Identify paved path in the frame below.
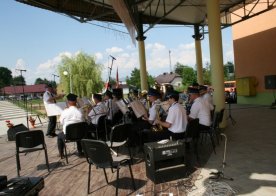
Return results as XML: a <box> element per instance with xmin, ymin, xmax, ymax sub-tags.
<box><xmin>0</xmin><ymin>100</ymin><xmax>47</xmax><ymax>136</ymax></box>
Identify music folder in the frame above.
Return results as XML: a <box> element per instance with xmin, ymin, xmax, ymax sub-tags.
<box><xmin>116</xmin><ymin>100</ymin><xmax>129</xmax><ymax>114</ymax></box>
<box><xmin>44</xmin><ymin>102</ymin><xmax>67</xmax><ymax>116</ymax></box>
<box><xmin>129</xmin><ymin>100</ymin><xmax>147</xmax><ymax>118</ymax></box>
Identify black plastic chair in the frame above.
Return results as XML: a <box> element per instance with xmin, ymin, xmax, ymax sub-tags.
<box><xmin>211</xmin><ymin>105</ymin><xmax>216</xmax><ymax>122</ymax></box>
<box><xmin>15</xmin><ymin>130</ymin><xmax>49</xmax><ymax>176</ymax></box>
<box><xmin>64</xmin><ymin>122</ymin><xmax>89</xmax><ymax>164</ymax></box>
<box><xmin>94</xmin><ymin>115</ymin><xmax>107</xmax><ymax>140</ymax></box>
<box><xmin>199</xmin><ymin>112</ymin><xmax>220</xmax><ymax>154</ymax></box>
<box><xmin>112</xmin><ymin>111</ymin><xmax>124</xmax><ymax>125</ymax></box>
<box><xmin>81</xmin><ymin>139</ymin><xmax>136</xmax><ymax>195</ymax></box>
<box><xmin>106</xmin><ymin>124</ymin><xmax>132</xmax><ymax>162</ymax></box>
<box><xmin>184</xmin><ymin>118</ymin><xmax>200</xmax><ymax>160</ymax></box>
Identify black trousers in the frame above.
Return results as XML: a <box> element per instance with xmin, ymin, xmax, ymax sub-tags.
<box><xmin>47</xmin><ymin>116</ymin><xmax>57</xmax><ymax>135</ymax></box>
<box><xmin>142</xmin><ymin>129</ymin><xmax>169</xmax><ymax>143</ymax></box>
<box><xmin>130</xmin><ymin>120</ymin><xmax>152</xmax><ymax>147</ymax></box>
<box><xmin>143</xmin><ymin>129</ymin><xmax>185</xmax><ymax>143</ymax></box>
<box><xmin>57</xmin><ymin>132</ymin><xmax>82</xmax><ymax>156</ymax></box>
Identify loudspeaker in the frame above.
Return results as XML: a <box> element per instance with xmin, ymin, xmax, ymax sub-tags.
<box><xmin>0</xmin><ymin>176</ymin><xmax>7</xmax><ymax>190</ymax></box>
<box><xmin>144</xmin><ymin>141</ymin><xmax>187</xmax><ymax>184</ymax></box>
<box><xmin>7</xmin><ymin>124</ymin><xmax>29</xmax><ymax>141</ymax></box>
<box><xmin>265</xmin><ymin>75</ymin><xmax>276</xmax><ymax>89</ymax></box>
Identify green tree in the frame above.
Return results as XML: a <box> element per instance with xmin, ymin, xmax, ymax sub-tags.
<box><xmin>126</xmin><ymin>68</ymin><xmax>155</xmax><ymax>89</ymax></box>
<box><xmin>35</xmin><ymin>78</ymin><xmax>51</xmax><ymax>85</ymax></box>
<box><xmin>203</xmin><ymin>62</ymin><xmax>211</xmax><ymax>85</ymax></box>
<box><xmin>182</xmin><ymin>66</ymin><xmax>196</xmax><ymax>85</ymax></box>
<box><xmin>174</xmin><ymin>62</ymin><xmax>185</xmax><ymax>76</ymax></box>
<box><xmin>58</xmin><ymin>52</ymin><xmax>103</xmax><ymax>97</ymax></box>
<box><xmin>0</xmin><ymin>67</ymin><xmax>12</xmax><ymax>89</ymax></box>
<box><xmin>224</xmin><ymin>61</ymin><xmax>235</xmax><ymax>80</ymax></box>
<box><xmin>174</xmin><ymin>62</ymin><xmax>197</xmax><ymax>86</ymax></box>
<box><xmin>12</xmin><ymin>75</ymin><xmax>26</xmax><ymax>86</ymax></box>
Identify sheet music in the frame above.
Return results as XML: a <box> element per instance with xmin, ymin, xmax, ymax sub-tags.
<box><xmin>45</xmin><ymin>102</ymin><xmax>67</xmax><ymax>116</ymax></box>
<box><xmin>77</xmin><ymin>97</ymin><xmax>91</xmax><ymax>108</ymax></box>
<box><xmin>116</xmin><ymin>100</ymin><xmax>129</xmax><ymax>114</ymax></box>
<box><xmin>129</xmin><ymin>100</ymin><xmax>147</xmax><ymax>118</ymax></box>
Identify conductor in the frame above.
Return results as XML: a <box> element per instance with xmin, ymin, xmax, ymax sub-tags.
<box><xmin>43</xmin><ymin>84</ymin><xmax>64</xmax><ymax>137</ymax></box>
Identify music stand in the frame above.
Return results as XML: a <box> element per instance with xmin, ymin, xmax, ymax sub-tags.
<box><xmin>209</xmin><ymin>133</ymin><xmax>233</xmax><ymax>181</ymax></box>
<box><xmin>227</xmin><ymin>101</ymin><xmax>236</xmax><ymax>125</ymax></box>
<box><xmin>270</xmin><ymin>89</ymin><xmax>276</xmax><ymax>109</ymax></box>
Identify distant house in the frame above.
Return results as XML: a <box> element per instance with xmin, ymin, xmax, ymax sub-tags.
<box><xmin>155</xmin><ymin>72</ymin><xmax>182</xmax><ymax>88</ymax></box>
<box><xmin>1</xmin><ymin>84</ymin><xmax>46</xmax><ymax>99</ymax></box>
<box><xmin>111</xmin><ymin>83</ymin><xmax>130</xmax><ymax>96</ymax></box>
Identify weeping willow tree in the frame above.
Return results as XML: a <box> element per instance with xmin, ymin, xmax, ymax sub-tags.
<box><xmin>58</xmin><ymin>52</ymin><xmax>103</xmax><ymax>97</ymax></box>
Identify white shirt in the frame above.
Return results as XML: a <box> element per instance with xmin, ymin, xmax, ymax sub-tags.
<box><xmin>43</xmin><ymin>90</ymin><xmax>55</xmax><ymax>105</ymax></box>
<box><xmin>59</xmin><ymin>106</ymin><xmax>84</xmax><ymax>133</ymax></box>
<box><xmin>202</xmin><ymin>93</ymin><xmax>214</xmax><ymax>111</ymax></box>
<box><xmin>189</xmin><ymin>97</ymin><xmax>211</xmax><ymax>126</ymax></box>
<box><xmin>166</xmin><ymin>102</ymin><xmax>187</xmax><ymax>133</ymax></box>
<box><xmin>88</xmin><ymin>102</ymin><xmax>107</xmax><ymax>125</ymax></box>
<box><xmin>148</xmin><ymin>99</ymin><xmax>161</xmax><ymax>123</ymax></box>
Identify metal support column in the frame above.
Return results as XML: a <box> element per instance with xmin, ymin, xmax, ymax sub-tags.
<box><xmin>193</xmin><ymin>25</ymin><xmax>204</xmax><ymax>85</ymax></box>
<box><xmin>136</xmin><ymin>22</ymin><xmax>148</xmax><ymax>91</ymax></box>
<box><xmin>207</xmin><ymin>0</ymin><xmax>226</xmax><ymax>126</ymax></box>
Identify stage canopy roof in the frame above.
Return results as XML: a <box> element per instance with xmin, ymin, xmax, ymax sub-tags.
<box><xmin>16</xmin><ymin>0</ymin><xmax>276</xmax><ymax>35</ymax></box>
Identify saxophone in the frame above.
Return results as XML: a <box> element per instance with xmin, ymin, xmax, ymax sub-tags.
<box><xmin>151</xmin><ymin>104</ymin><xmax>163</xmax><ymax>132</ymax></box>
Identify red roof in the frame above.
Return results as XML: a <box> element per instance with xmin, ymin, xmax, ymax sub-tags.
<box><xmin>2</xmin><ymin>84</ymin><xmax>46</xmax><ymax>95</ymax></box>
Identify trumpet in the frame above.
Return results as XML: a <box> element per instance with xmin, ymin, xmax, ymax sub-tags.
<box><xmin>151</xmin><ymin>105</ymin><xmax>163</xmax><ymax>132</ymax></box>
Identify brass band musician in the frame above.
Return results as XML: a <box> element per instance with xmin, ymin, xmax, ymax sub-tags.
<box><xmin>103</xmin><ymin>90</ymin><xmax>119</xmax><ymax>124</ymax></box>
<box><xmin>129</xmin><ymin>88</ymin><xmax>162</xmax><ymax>146</ymax></box>
<box><xmin>88</xmin><ymin>93</ymin><xmax>107</xmax><ymax>127</ymax></box>
<box><xmin>58</xmin><ymin>93</ymin><xmax>84</xmax><ymax>158</ymax></box>
<box><xmin>151</xmin><ymin>90</ymin><xmax>188</xmax><ymax>141</ymax></box>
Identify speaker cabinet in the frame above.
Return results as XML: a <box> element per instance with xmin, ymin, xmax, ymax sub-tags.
<box><xmin>144</xmin><ymin>141</ymin><xmax>186</xmax><ymax>184</ymax></box>
<box><xmin>265</xmin><ymin>75</ymin><xmax>276</xmax><ymax>89</ymax></box>
<box><xmin>7</xmin><ymin>124</ymin><xmax>29</xmax><ymax>141</ymax></box>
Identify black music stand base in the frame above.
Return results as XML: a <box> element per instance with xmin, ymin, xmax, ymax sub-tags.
<box><xmin>209</xmin><ymin>163</ymin><xmax>233</xmax><ymax>181</ymax></box>
<box><xmin>209</xmin><ymin>133</ymin><xmax>233</xmax><ymax>181</ymax></box>
<box><xmin>227</xmin><ymin>103</ymin><xmax>236</xmax><ymax>125</ymax></box>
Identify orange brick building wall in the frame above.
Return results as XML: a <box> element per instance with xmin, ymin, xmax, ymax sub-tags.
<box><xmin>232</xmin><ymin>7</ymin><xmax>276</xmax><ymax>104</ymax></box>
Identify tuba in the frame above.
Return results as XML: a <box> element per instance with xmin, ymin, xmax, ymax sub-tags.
<box><xmin>151</xmin><ymin>104</ymin><xmax>163</xmax><ymax>132</ymax></box>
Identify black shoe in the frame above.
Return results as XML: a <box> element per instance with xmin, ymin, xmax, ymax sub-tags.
<box><xmin>50</xmin><ymin>133</ymin><xmax>57</xmax><ymax>137</ymax></box>
<box><xmin>58</xmin><ymin>153</ymin><xmax>65</xmax><ymax>159</ymax></box>
<box><xmin>76</xmin><ymin>152</ymin><xmax>84</xmax><ymax>157</ymax></box>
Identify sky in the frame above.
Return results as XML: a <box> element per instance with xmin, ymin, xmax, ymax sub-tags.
<box><xmin>0</xmin><ymin>0</ymin><xmax>234</xmax><ymax>85</ymax></box>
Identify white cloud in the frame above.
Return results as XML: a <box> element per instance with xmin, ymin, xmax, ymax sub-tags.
<box><xmin>26</xmin><ymin>40</ymin><xmax>233</xmax><ymax>84</ymax></box>
<box><xmin>37</xmin><ymin>51</ymin><xmax>72</xmax><ymax>72</ymax></box>
<box><xmin>106</xmin><ymin>47</ymin><xmax>123</xmax><ymax>54</ymax></box>
<box><xmin>95</xmin><ymin>52</ymin><xmax>103</xmax><ymax>61</ymax></box>
<box><xmin>100</xmin><ymin>41</ymin><xmax>198</xmax><ymax>79</ymax></box>
<box><xmin>224</xmin><ymin>50</ymin><xmax>234</xmax><ymax>63</ymax></box>
<box><xmin>21</xmin><ymin>51</ymin><xmax>77</xmax><ymax>84</ymax></box>
<box><xmin>12</xmin><ymin>59</ymin><xmax>27</xmax><ymax>76</ymax></box>
<box><xmin>179</xmin><ymin>43</ymin><xmax>194</xmax><ymax>50</ymax></box>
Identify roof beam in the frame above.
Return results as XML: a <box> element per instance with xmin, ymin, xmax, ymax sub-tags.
<box><xmin>143</xmin><ymin>0</ymin><xmax>187</xmax><ymax>33</ymax></box>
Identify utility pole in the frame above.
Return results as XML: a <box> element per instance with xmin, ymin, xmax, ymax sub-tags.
<box><xmin>169</xmin><ymin>50</ymin><xmax>172</xmax><ymax>72</ymax></box>
<box><xmin>16</xmin><ymin>69</ymin><xmax>26</xmax><ymax>104</ymax></box>
<box><xmin>16</xmin><ymin>69</ymin><xmax>29</xmax><ymax>128</ymax></box>
<box><xmin>52</xmin><ymin>74</ymin><xmax>59</xmax><ymax>87</ymax></box>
